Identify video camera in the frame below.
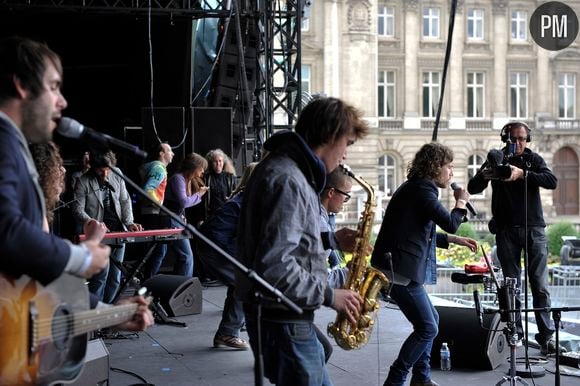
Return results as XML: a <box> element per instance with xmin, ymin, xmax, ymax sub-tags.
<box><xmin>483</xmin><ymin>148</ymin><xmax>512</xmax><ymax>180</ymax></box>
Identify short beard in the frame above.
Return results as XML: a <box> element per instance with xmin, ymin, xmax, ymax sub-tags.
<box><xmin>21</xmin><ymin>96</ymin><xmax>52</xmax><ymax>144</ymax></box>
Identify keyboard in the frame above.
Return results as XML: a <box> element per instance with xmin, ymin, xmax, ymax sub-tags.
<box><xmin>559</xmin><ymin>351</ymin><xmax>580</xmax><ymax>368</ymax></box>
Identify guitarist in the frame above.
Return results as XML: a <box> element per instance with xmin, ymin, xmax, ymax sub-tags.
<box><xmin>0</xmin><ymin>36</ymin><xmax>153</xmax><ymax>330</ymax></box>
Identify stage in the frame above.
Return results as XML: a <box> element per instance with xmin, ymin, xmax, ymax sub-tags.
<box><xmin>95</xmin><ymin>285</ymin><xmax>580</xmax><ymax>386</ymax></box>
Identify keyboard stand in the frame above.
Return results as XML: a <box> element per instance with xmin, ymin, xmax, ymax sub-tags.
<box><xmin>110</xmin><ymin>243</ymin><xmax>157</xmax><ymax>303</ymax></box>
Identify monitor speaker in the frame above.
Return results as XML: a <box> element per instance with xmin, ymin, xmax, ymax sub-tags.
<box><xmin>143</xmin><ymin>274</ymin><xmax>203</xmax><ymax>317</ymax></box>
<box><xmin>431</xmin><ymin>305</ymin><xmax>509</xmax><ymax>370</ymax></box>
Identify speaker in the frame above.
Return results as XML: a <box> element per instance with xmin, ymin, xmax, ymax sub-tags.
<box><xmin>192</xmin><ymin>107</ymin><xmax>233</xmax><ymax>159</ymax></box>
<box><xmin>69</xmin><ymin>338</ymin><xmax>109</xmax><ymax>386</ymax></box>
<box><xmin>500</xmin><ymin>121</ymin><xmax>531</xmax><ymax>142</ymax></box>
<box><xmin>431</xmin><ymin>305</ymin><xmax>509</xmax><ymax>370</ymax></box>
<box><xmin>143</xmin><ymin>274</ymin><xmax>203</xmax><ymax>317</ymax></box>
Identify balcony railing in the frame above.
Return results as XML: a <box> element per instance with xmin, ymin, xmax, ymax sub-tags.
<box><xmin>378</xmin><ymin>119</ymin><xmax>404</xmax><ymax>130</ymax></box>
<box><xmin>421</xmin><ymin>119</ymin><xmax>448</xmax><ymax>130</ymax></box>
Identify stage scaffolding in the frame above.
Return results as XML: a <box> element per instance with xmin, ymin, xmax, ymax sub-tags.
<box><xmin>0</xmin><ymin>0</ymin><xmax>303</xmax><ymax>161</ymax></box>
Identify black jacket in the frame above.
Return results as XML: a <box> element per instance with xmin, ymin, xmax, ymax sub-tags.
<box><xmin>467</xmin><ymin>148</ymin><xmax>557</xmax><ymax>228</ymax></box>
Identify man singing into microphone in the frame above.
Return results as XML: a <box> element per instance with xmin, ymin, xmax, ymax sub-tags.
<box><xmin>371</xmin><ymin>142</ymin><xmax>477</xmax><ymax>386</ymax></box>
<box><xmin>468</xmin><ymin>121</ymin><xmax>562</xmax><ymax>356</ymax></box>
<box><xmin>72</xmin><ymin>150</ymin><xmax>142</xmax><ymax>303</ymax></box>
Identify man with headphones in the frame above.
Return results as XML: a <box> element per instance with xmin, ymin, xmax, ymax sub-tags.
<box><xmin>468</xmin><ymin>121</ymin><xmax>563</xmax><ymax>356</ymax></box>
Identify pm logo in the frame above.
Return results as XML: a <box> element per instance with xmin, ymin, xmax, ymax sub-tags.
<box><xmin>530</xmin><ymin>1</ymin><xmax>579</xmax><ymax>50</ymax></box>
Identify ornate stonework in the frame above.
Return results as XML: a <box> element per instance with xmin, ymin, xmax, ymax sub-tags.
<box><xmin>347</xmin><ymin>0</ymin><xmax>372</xmax><ymax>42</ymax></box>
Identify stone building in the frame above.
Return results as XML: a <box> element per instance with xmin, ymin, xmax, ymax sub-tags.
<box><xmin>301</xmin><ymin>0</ymin><xmax>580</xmax><ymax>230</ymax></box>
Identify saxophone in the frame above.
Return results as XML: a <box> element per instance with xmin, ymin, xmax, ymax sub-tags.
<box><xmin>327</xmin><ymin>165</ymin><xmax>389</xmax><ymax>350</ymax></box>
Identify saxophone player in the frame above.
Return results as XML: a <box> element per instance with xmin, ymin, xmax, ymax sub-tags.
<box><xmin>371</xmin><ymin>143</ymin><xmax>478</xmax><ymax>386</ymax></box>
<box><xmin>236</xmin><ymin>97</ymin><xmax>365</xmax><ymax>386</ymax></box>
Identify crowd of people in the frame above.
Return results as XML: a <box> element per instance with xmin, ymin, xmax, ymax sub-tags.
<box><xmin>0</xmin><ymin>35</ymin><xmax>564</xmax><ymax>386</ymax></box>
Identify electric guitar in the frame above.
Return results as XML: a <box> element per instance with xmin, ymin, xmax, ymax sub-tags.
<box><xmin>0</xmin><ymin>273</ymin><xmax>142</xmax><ymax>386</ymax></box>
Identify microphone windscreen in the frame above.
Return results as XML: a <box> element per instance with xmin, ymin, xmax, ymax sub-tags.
<box><xmin>57</xmin><ymin>117</ymin><xmax>84</xmax><ymax>139</ymax></box>
<box><xmin>487</xmin><ymin>149</ymin><xmax>504</xmax><ymax>166</ymax></box>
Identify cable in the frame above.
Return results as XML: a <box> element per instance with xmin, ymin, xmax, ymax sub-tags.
<box><xmin>110</xmin><ymin>367</ymin><xmax>152</xmax><ymax>385</ymax></box>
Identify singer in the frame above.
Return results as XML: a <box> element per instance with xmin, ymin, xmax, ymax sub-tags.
<box><xmin>467</xmin><ymin>121</ymin><xmax>562</xmax><ymax>356</ymax></box>
<box><xmin>72</xmin><ymin>150</ymin><xmax>143</xmax><ymax>303</ymax></box>
<box><xmin>371</xmin><ymin>142</ymin><xmax>477</xmax><ymax>386</ymax></box>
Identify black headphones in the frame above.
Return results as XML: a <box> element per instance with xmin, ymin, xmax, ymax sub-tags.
<box><xmin>500</xmin><ymin>121</ymin><xmax>531</xmax><ymax>143</ymax></box>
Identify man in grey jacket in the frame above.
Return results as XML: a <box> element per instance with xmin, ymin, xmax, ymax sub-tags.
<box><xmin>73</xmin><ymin>150</ymin><xmax>142</xmax><ymax>303</ymax></box>
<box><xmin>236</xmin><ymin>97</ymin><xmax>366</xmax><ymax>385</ymax></box>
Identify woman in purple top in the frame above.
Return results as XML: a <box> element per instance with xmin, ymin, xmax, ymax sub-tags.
<box><xmin>157</xmin><ymin>154</ymin><xmax>208</xmax><ymax>277</ymax></box>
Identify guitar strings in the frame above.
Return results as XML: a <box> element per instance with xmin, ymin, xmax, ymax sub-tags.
<box><xmin>33</xmin><ymin>304</ymin><xmax>137</xmax><ymax>342</ymax></box>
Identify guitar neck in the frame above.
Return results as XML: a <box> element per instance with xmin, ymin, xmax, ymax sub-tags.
<box><xmin>73</xmin><ymin>303</ymin><xmax>138</xmax><ymax>335</ymax></box>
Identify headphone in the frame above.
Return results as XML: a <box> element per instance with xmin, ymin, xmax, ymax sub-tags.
<box><xmin>500</xmin><ymin>121</ymin><xmax>531</xmax><ymax>143</ymax></box>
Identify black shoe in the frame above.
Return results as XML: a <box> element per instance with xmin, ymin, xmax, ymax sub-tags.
<box><xmin>409</xmin><ymin>379</ymin><xmax>440</xmax><ymax>386</ymax></box>
<box><xmin>539</xmin><ymin>339</ymin><xmax>567</xmax><ymax>356</ymax></box>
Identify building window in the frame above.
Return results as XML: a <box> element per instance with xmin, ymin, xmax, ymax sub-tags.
<box><xmin>378</xmin><ymin>154</ymin><xmax>396</xmax><ymax>196</ymax></box>
<box><xmin>422</xmin><ymin>71</ymin><xmax>440</xmax><ymax>118</ymax></box>
<box><xmin>467</xmin><ymin>8</ymin><xmax>484</xmax><ymax>40</ymax></box>
<box><xmin>378</xmin><ymin>71</ymin><xmax>395</xmax><ymax>117</ymax></box>
<box><xmin>423</xmin><ymin>7</ymin><xmax>440</xmax><ymax>38</ymax></box>
<box><xmin>378</xmin><ymin>5</ymin><xmax>395</xmax><ymax>37</ymax></box>
<box><xmin>511</xmin><ymin>10</ymin><xmax>527</xmax><ymax>41</ymax></box>
<box><xmin>301</xmin><ymin>18</ymin><xmax>310</xmax><ymax>32</ymax></box>
<box><xmin>510</xmin><ymin>72</ymin><xmax>528</xmax><ymax>118</ymax></box>
<box><xmin>301</xmin><ymin>64</ymin><xmax>311</xmax><ymax>95</ymax></box>
<box><xmin>468</xmin><ymin>155</ymin><xmax>485</xmax><ymax>197</ymax></box>
<box><xmin>467</xmin><ymin>72</ymin><xmax>485</xmax><ymax>118</ymax></box>
<box><xmin>559</xmin><ymin>73</ymin><xmax>576</xmax><ymax>119</ymax></box>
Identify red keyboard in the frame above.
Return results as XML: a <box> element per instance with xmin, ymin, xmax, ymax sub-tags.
<box><xmin>78</xmin><ymin>228</ymin><xmax>187</xmax><ymax>244</ymax></box>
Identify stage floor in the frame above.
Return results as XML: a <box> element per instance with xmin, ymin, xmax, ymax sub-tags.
<box><xmin>98</xmin><ymin>285</ymin><xmax>580</xmax><ymax>386</ymax></box>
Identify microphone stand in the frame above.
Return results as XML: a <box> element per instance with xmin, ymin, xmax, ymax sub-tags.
<box><xmin>515</xmin><ymin>165</ymin><xmax>545</xmax><ymax>378</ymax></box>
<box><xmin>106</xmin><ymin>161</ymin><xmax>302</xmax><ymax>386</ymax></box>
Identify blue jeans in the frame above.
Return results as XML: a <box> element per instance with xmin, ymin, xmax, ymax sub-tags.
<box><xmin>148</xmin><ymin>218</ymin><xmax>194</xmax><ymax>277</ymax></box>
<box><xmin>384</xmin><ymin>282</ymin><xmax>439</xmax><ymax>386</ymax></box>
<box><xmin>496</xmin><ymin>226</ymin><xmax>553</xmax><ymax>344</ymax></box>
<box><xmin>88</xmin><ymin>244</ymin><xmax>125</xmax><ymax>304</ymax></box>
<box><xmin>245</xmin><ymin>316</ymin><xmax>332</xmax><ymax>386</ymax></box>
<box><xmin>198</xmin><ymin>244</ymin><xmax>245</xmax><ymax>337</ymax></box>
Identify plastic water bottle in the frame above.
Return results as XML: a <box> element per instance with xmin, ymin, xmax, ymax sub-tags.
<box><xmin>440</xmin><ymin>342</ymin><xmax>451</xmax><ymax>371</ymax></box>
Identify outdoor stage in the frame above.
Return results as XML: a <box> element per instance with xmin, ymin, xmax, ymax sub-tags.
<box><xmin>84</xmin><ymin>285</ymin><xmax>580</xmax><ymax>386</ymax></box>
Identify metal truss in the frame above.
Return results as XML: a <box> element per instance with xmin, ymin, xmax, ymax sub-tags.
<box><xmin>0</xmin><ymin>0</ymin><xmax>230</xmax><ymax>18</ymax></box>
<box><xmin>253</xmin><ymin>0</ymin><xmax>301</xmax><ymax>147</ymax></box>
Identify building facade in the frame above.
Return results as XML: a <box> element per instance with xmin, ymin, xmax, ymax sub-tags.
<box><xmin>301</xmin><ymin>0</ymin><xmax>580</xmax><ymax>230</ymax></box>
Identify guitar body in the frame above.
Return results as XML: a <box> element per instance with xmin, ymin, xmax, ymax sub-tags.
<box><xmin>0</xmin><ymin>273</ymin><xmax>90</xmax><ymax>386</ymax></box>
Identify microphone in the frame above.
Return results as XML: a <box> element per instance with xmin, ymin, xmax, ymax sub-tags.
<box><xmin>473</xmin><ymin>290</ymin><xmax>483</xmax><ymax>327</ymax></box>
<box><xmin>450</xmin><ymin>182</ymin><xmax>477</xmax><ymax>217</ymax></box>
<box><xmin>451</xmin><ymin>272</ymin><xmax>486</xmax><ymax>284</ymax></box>
<box><xmin>487</xmin><ymin>149</ymin><xmax>504</xmax><ymax>167</ymax></box>
<box><xmin>58</xmin><ymin>117</ymin><xmax>147</xmax><ymax>159</ymax></box>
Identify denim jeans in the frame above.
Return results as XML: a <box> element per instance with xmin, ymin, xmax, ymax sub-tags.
<box><xmin>245</xmin><ymin>316</ymin><xmax>332</xmax><ymax>386</ymax></box>
<box><xmin>148</xmin><ymin>218</ymin><xmax>194</xmax><ymax>277</ymax></box>
<box><xmin>88</xmin><ymin>244</ymin><xmax>125</xmax><ymax>304</ymax></box>
<box><xmin>216</xmin><ymin>285</ymin><xmax>245</xmax><ymax>337</ymax></box>
<box><xmin>197</xmin><ymin>245</ymin><xmax>245</xmax><ymax>337</ymax></box>
<box><xmin>496</xmin><ymin>226</ymin><xmax>554</xmax><ymax>344</ymax></box>
<box><xmin>384</xmin><ymin>282</ymin><xmax>439</xmax><ymax>386</ymax></box>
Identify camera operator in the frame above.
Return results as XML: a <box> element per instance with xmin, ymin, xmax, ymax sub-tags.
<box><xmin>467</xmin><ymin>121</ymin><xmax>563</xmax><ymax>356</ymax></box>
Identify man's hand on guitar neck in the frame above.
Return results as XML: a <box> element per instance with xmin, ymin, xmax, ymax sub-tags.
<box><xmin>113</xmin><ymin>295</ymin><xmax>154</xmax><ymax>331</ymax></box>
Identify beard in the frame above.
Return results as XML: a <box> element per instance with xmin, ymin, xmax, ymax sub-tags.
<box><xmin>21</xmin><ymin>95</ymin><xmax>53</xmax><ymax>144</ymax></box>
